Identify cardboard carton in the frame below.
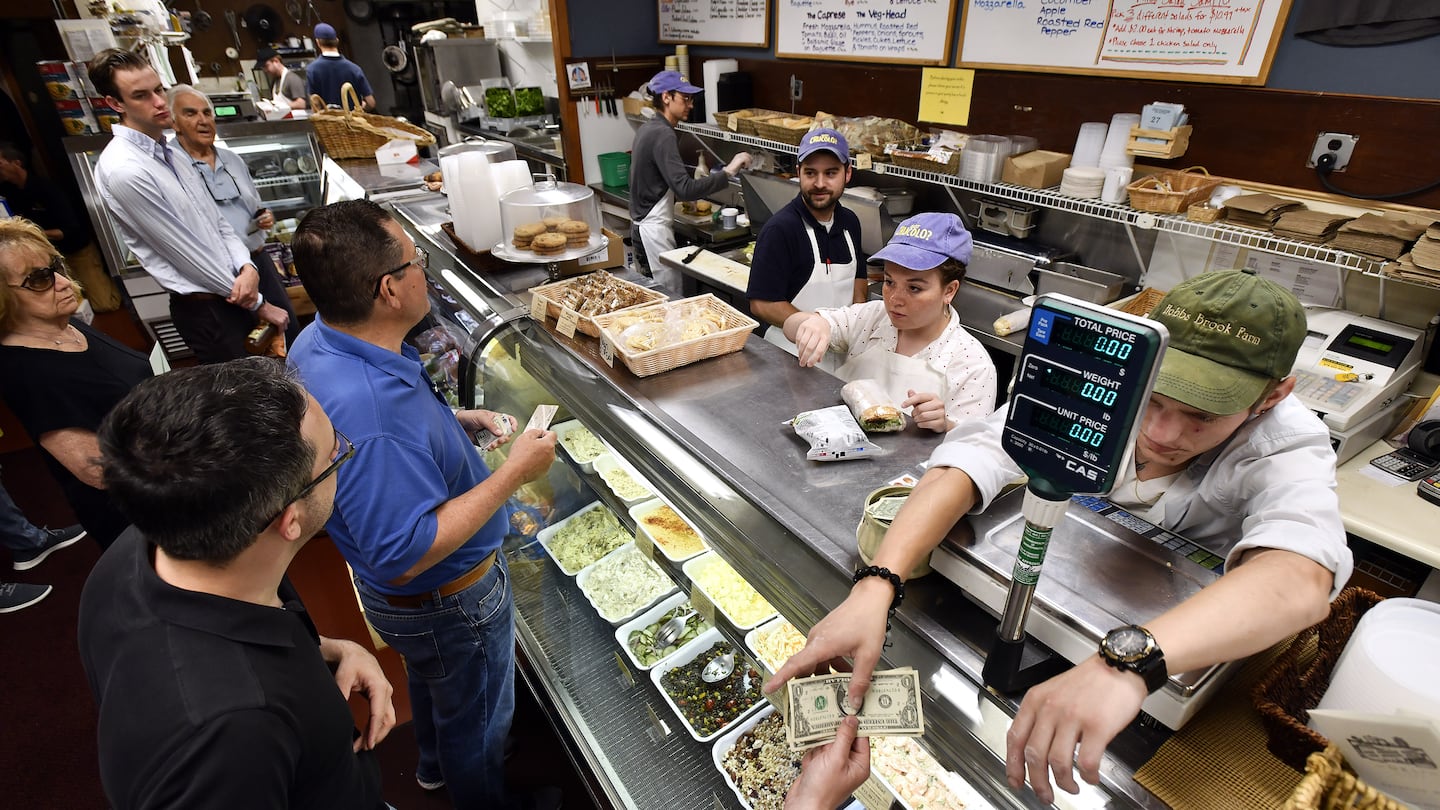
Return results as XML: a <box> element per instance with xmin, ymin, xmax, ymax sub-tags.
<box><xmin>1002</xmin><ymin>150</ymin><xmax>1071</xmax><ymax>189</ymax></box>
<box><xmin>556</xmin><ymin>227</ymin><xmax>624</xmax><ymax>276</ymax></box>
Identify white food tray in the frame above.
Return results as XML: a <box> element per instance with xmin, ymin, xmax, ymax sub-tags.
<box><xmin>744</xmin><ymin>615</ymin><xmax>802</xmax><ymax>674</ymax></box>
<box><xmin>612</xmin><ymin>591</ymin><xmax>710</xmax><ymax>672</ymax></box>
<box><xmin>575</xmin><ymin>542</ymin><xmax>676</xmax><ymax>625</ymax></box>
<box><xmin>712</xmin><ymin>705</ymin><xmax>802</xmax><ymax>810</ymax></box>
<box><xmin>650</xmin><ymin>627</ymin><xmax>765</xmax><ymax>742</ymax></box>
<box><xmin>683</xmin><ymin>552</ymin><xmax>778</xmax><ymax>631</ymax></box>
<box><xmin>553</xmin><ymin>419</ymin><xmax>609</xmax><ymax>474</ymax></box>
<box><xmin>630</xmin><ymin>498</ymin><xmax>710</xmax><ymax>563</ymax></box>
<box><xmin>592</xmin><ymin>453</ymin><xmax>657</xmax><ymax>507</ymax></box>
<box><xmin>871</xmin><ymin>745</ymin><xmax>998</xmax><ymax>810</ymax></box>
<box><xmin>536</xmin><ymin>500</ymin><xmax>627</xmax><ymax>577</ymax></box>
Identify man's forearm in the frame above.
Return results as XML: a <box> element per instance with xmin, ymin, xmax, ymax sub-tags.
<box><xmin>391</xmin><ymin>466</ymin><xmax>525</xmax><ymax>585</ymax></box>
<box><xmin>750</xmin><ymin>298</ymin><xmax>800</xmax><ymax>329</ymax></box>
<box><xmin>1147</xmin><ymin>548</ymin><xmax>1333</xmax><ymax>674</ymax></box>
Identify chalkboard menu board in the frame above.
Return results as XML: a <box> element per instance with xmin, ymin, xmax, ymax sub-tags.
<box><xmin>776</xmin><ymin>0</ymin><xmax>956</xmax><ymax>65</ymax></box>
<box><xmin>659</xmin><ymin>0</ymin><xmax>770</xmax><ymax>47</ymax></box>
<box><xmin>958</xmin><ymin>0</ymin><xmax>1292</xmax><ymax>85</ymax></box>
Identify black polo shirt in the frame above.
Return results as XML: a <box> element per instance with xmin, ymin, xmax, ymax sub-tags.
<box><xmin>78</xmin><ymin>528</ymin><xmax>385</xmax><ymax>809</ymax></box>
<box><xmin>746</xmin><ymin>194</ymin><xmax>866</xmax><ymax>303</ymax></box>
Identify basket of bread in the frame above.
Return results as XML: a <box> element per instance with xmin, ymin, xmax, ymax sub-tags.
<box><xmin>529</xmin><ymin>271</ymin><xmax>667</xmax><ymax>338</ymax></box>
<box><xmin>592</xmin><ymin>294</ymin><xmax>758</xmax><ymax>377</ymax></box>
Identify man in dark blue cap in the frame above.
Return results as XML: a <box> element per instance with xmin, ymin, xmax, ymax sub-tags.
<box><xmin>748</xmin><ymin>126</ymin><xmax>867</xmax><ymax>365</ymax></box>
<box><xmin>628</xmin><ymin>69</ymin><xmax>750</xmax><ymax>290</ymax></box>
<box><xmin>306</xmin><ymin>22</ymin><xmax>375</xmax><ymax>111</ymax></box>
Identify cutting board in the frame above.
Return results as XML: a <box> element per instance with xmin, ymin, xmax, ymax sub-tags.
<box><xmin>674</xmin><ymin>203</ymin><xmax>717</xmax><ymax>226</ymax></box>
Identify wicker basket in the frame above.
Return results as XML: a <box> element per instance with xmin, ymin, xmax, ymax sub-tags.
<box><xmin>309</xmin><ymin>84</ymin><xmax>435</xmax><ymax>160</ymax></box>
<box><xmin>1187</xmin><ymin>202</ymin><xmax>1224</xmax><ymax>223</ymax></box>
<box><xmin>1284</xmin><ymin>745</ymin><xmax>1407</xmax><ymax>810</ymax></box>
<box><xmin>713</xmin><ymin>108</ymin><xmax>784</xmax><ymax>136</ymax></box>
<box><xmin>1126</xmin><ymin>167</ymin><xmax>1222</xmax><ymax>214</ymax></box>
<box><xmin>1252</xmin><ymin>587</ymin><xmax>1386</xmax><ymax>772</ymax></box>
<box><xmin>889</xmin><ymin>142</ymin><xmax>962</xmax><ymax>174</ymax></box>
<box><xmin>1109</xmin><ymin>287</ymin><xmax>1168</xmax><ymax>317</ymax></box>
<box><xmin>592</xmin><ymin>294</ymin><xmax>757</xmax><ymax>377</ymax></box>
<box><xmin>529</xmin><ymin>274</ymin><xmax>667</xmax><ymax>338</ymax></box>
<box><xmin>752</xmin><ymin>116</ymin><xmax>813</xmax><ymax>146</ymax></box>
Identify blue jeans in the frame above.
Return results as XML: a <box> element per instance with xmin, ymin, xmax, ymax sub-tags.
<box><xmin>354</xmin><ymin>554</ymin><xmax>515</xmax><ymax>809</ymax></box>
<box><xmin>0</xmin><ymin>475</ymin><xmax>48</xmax><ymax>552</ymax></box>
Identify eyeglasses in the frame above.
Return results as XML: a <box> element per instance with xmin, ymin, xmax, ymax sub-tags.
<box><xmin>263</xmin><ymin>427</ymin><xmax>354</xmax><ymax>527</ymax></box>
<box><xmin>372</xmin><ymin>244</ymin><xmax>428</xmax><ymax>298</ymax></box>
<box><xmin>6</xmin><ymin>257</ymin><xmax>69</xmax><ymax>292</ymax></box>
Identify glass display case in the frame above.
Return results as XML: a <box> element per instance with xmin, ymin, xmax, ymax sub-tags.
<box><xmin>64</xmin><ymin>120</ymin><xmax>321</xmax><ymax>356</ymax></box>
<box><xmin>390</xmin><ymin>193</ymin><xmax>1155</xmax><ymax>810</ymax></box>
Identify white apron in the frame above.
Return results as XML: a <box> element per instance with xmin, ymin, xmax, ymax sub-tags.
<box><xmin>637</xmin><ymin>191</ymin><xmax>679</xmax><ymax>291</ymax></box>
<box><xmin>272</xmin><ymin>68</ymin><xmax>294</xmax><ymax>106</ymax></box>
<box><xmin>836</xmin><ymin>346</ymin><xmax>947</xmax><ymax>417</ymax></box>
<box><xmin>764</xmin><ymin>226</ymin><xmax>858</xmax><ymax>372</ymax></box>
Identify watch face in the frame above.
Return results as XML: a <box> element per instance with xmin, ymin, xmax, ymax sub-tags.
<box><xmin>1105</xmin><ymin>626</ymin><xmax>1150</xmax><ymax>659</ymax></box>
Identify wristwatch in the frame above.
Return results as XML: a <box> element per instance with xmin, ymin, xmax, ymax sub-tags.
<box><xmin>1098</xmin><ymin>624</ymin><xmax>1168</xmax><ymax>694</ymax></box>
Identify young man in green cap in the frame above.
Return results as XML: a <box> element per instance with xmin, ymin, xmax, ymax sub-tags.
<box><xmin>769</xmin><ymin>268</ymin><xmax>1352</xmax><ymax>804</ymax></box>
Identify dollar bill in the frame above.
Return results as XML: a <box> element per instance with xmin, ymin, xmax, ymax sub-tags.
<box><xmin>865</xmin><ymin>495</ymin><xmax>909</xmax><ymax>523</ymax></box>
<box><xmin>786</xmin><ymin>668</ymin><xmax>924</xmax><ymax>750</ymax></box>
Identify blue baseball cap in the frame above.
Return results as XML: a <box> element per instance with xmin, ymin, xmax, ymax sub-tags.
<box><xmin>872</xmin><ymin>212</ymin><xmax>973</xmax><ymax>269</ymax></box>
<box><xmin>314</xmin><ymin>22</ymin><xmax>337</xmax><ymax>40</ymax></box>
<box><xmin>797</xmin><ymin>127</ymin><xmax>849</xmax><ymax>164</ymax></box>
<box><xmin>649</xmin><ymin>70</ymin><xmax>701</xmax><ymax>95</ymax></box>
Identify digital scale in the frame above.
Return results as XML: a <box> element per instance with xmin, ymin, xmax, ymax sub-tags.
<box><xmin>930</xmin><ymin>294</ymin><xmax>1242</xmax><ymax>729</ymax></box>
<box><xmin>1291</xmin><ymin>310</ymin><xmax>1422</xmax><ymax>436</ymax></box>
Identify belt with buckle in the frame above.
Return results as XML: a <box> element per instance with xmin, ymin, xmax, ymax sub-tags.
<box><xmin>381</xmin><ymin>551</ymin><xmax>498</xmax><ymax>608</ymax></box>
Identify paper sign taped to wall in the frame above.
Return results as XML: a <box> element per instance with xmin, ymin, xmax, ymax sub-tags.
<box><xmin>917</xmin><ymin>68</ymin><xmax>974</xmax><ymax>127</ymax></box>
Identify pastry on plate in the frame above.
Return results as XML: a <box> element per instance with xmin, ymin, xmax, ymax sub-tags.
<box><xmin>513</xmin><ymin>222</ymin><xmax>547</xmax><ymax>248</ymax></box>
<box><xmin>542</xmin><ymin>216</ymin><xmax>569</xmax><ymax>232</ymax></box>
<box><xmin>531</xmin><ymin>232</ymin><xmax>568</xmax><ymax>255</ymax></box>
<box><xmin>559</xmin><ymin>219</ymin><xmax>591</xmax><ymax>246</ymax></box>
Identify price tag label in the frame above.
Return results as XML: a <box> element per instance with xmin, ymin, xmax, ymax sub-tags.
<box><xmin>854</xmin><ymin>775</ymin><xmax>897</xmax><ymax>810</ymax></box>
<box><xmin>579</xmin><ymin>245</ymin><xmax>607</xmax><ymax>266</ymax></box>
<box><xmin>690</xmin><ymin>584</ymin><xmax>717</xmax><ymax>627</ymax></box>
<box><xmin>633</xmin><ymin>527</ymin><xmax>655</xmax><ymax>560</ymax></box>
<box><xmin>612</xmin><ymin>651</ymin><xmax>634</xmax><ymax>688</ymax></box>
<box><xmin>855</xmin><ymin>152</ymin><xmax>873</xmax><ymax>171</ymax></box>
<box><xmin>764</xmin><ymin>680</ymin><xmax>787</xmax><ymax>718</ymax></box>
<box><xmin>529</xmin><ymin>293</ymin><xmax>548</xmax><ymax>322</ymax></box>
<box><xmin>728</xmin><ymin>115</ymin><xmax>739</xmax><ymax>131</ymax></box>
<box><xmin>556</xmin><ymin>307</ymin><xmax>580</xmax><ymax>338</ymax></box>
<box><xmin>598</xmin><ymin>334</ymin><xmax>616</xmax><ymax>367</ymax></box>
<box><xmin>644</xmin><ymin>704</ymin><xmax>672</xmax><ymax>740</ymax></box>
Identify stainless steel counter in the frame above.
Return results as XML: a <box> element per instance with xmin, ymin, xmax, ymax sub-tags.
<box><xmin>390</xmin><ymin>197</ymin><xmax>1167</xmax><ymax>809</ymax></box>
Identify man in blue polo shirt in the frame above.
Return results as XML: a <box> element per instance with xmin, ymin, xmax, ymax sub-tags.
<box><xmin>305</xmin><ymin>23</ymin><xmax>375</xmax><ymax>111</ymax></box>
<box><xmin>746</xmin><ymin>127</ymin><xmax>867</xmax><ymax>364</ymax></box>
<box><xmin>288</xmin><ymin>199</ymin><xmax>558</xmax><ymax>809</ymax></box>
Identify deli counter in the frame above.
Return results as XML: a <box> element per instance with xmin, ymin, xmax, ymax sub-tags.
<box><xmin>388</xmin><ymin>193</ymin><xmax>1170</xmax><ymax>810</ymax></box>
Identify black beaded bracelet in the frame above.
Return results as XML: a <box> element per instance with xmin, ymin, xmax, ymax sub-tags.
<box><xmin>853</xmin><ymin>565</ymin><xmax>905</xmax><ymax>612</ymax></box>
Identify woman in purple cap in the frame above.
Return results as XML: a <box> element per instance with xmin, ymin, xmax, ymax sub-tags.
<box><xmin>781</xmin><ymin>212</ymin><xmax>996</xmax><ymax>433</ymax></box>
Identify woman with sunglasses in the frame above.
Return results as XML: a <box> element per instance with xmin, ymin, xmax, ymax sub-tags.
<box><xmin>0</xmin><ymin>217</ymin><xmax>151</xmax><ymax>549</ymax></box>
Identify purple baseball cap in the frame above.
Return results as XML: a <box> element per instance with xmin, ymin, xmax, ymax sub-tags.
<box><xmin>649</xmin><ymin>70</ymin><xmax>702</xmax><ymax>95</ymax></box>
<box><xmin>871</xmin><ymin>212</ymin><xmax>973</xmax><ymax>269</ymax></box>
<box><xmin>797</xmin><ymin>127</ymin><xmax>849</xmax><ymax>164</ymax></box>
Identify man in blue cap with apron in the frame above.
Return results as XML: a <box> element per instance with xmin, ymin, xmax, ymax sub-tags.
<box><xmin>747</xmin><ymin>127</ymin><xmax>867</xmax><ymax>368</ymax></box>
<box><xmin>628</xmin><ymin>69</ymin><xmax>750</xmax><ymax>291</ymax></box>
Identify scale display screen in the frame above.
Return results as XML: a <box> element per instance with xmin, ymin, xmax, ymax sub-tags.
<box><xmin>1002</xmin><ymin>295</ymin><xmax>1167</xmax><ymax>497</ymax></box>
<box><xmin>213</xmin><ymin>104</ymin><xmax>240</xmax><ymax>119</ymax></box>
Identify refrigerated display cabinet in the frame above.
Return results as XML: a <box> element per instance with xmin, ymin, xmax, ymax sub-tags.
<box><xmin>389</xmin><ymin>193</ymin><xmax>1159</xmax><ymax>810</ymax></box>
<box><xmin>65</xmin><ymin>119</ymin><xmax>321</xmax><ymax>358</ymax></box>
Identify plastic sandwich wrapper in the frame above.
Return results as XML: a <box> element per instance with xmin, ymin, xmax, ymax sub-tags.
<box><xmin>788</xmin><ymin>405</ymin><xmax>881</xmax><ymax>461</ymax></box>
<box><xmin>841</xmin><ymin>379</ymin><xmax>906</xmax><ymax>432</ymax></box>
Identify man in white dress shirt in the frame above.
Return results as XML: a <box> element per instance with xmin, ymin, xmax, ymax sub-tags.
<box><xmin>87</xmin><ymin>49</ymin><xmax>288</xmax><ymax>363</ymax></box>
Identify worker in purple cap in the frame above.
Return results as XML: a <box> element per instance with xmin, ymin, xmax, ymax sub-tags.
<box><xmin>782</xmin><ymin>211</ymin><xmax>997</xmax><ymax>432</ymax></box>
<box><xmin>748</xmin><ymin>127</ymin><xmax>868</xmax><ymax>368</ymax></box>
<box><xmin>305</xmin><ymin>22</ymin><xmax>375</xmax><ymax>111</ymax></box>
<box><xmin>628</xmin><ymin>69</ymin><xmax>751</xmax><ymax>290</ymax></box>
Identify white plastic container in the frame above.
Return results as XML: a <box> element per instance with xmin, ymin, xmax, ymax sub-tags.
<box><xmin>553</xmin><ymin>419</ymin><xmax>608</xmax><ymax>473</ymax></box>
<box><xmin>711</xmin><ymin>706</ymin><xmax>798</xmax><ymax>810</ymax></box>
<box><xmin>592</xmin><ymin>453</ymin><xmax>656</xmax><ymax>506</ymax></box>
<box><xmin>536</xmin><ymin>500</ymin><xmax>628</xmax><ymax>576</ymax></box>
<box><xmin>745</xmin><ymin>615</ymin><xmax>805</xmax><ymax>674</ymax></box>
<box><xmin>650</xmin><ymin>627</ymin><xmax>765</xmax><ymax>742</ymax></box>
<box><xmin>575</xmin><ymin>543</ymin><xmax>676</xmax><ymax>625</ymax></box>
<box><xmin>613</xmin><ymin>592</ymin><xmax>710</xmax><ymax>672</ymax></box>
<box><xmin>631</xmin><ymin>499</ymin><xmax>709</xmax><ymax>563</ymax></box>
<box><xmin>683</xmin><ymin>552</ymin><xmax>778</xmax><ymax>631</ymax></box>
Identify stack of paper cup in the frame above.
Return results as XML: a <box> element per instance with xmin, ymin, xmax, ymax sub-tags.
<box><xmin>675</xmin><ymin>44</ymin><xmax>690</xmax><ymax>83</ymax></box>
<box><xmin>454</xmin><ymin>153</ymin><xmax>500</xmax><ymax>252</ymax></box>
<box><xmin>1099</xmin><ymin>113</ymin><xmax>1139</xmax><ymax>170</ymax></box>
<box><xmin>1070</xmin><ymin>122</ymin><xmax>1109</xmax><ymax>168</ymax></box>
<box><xmin>1316</xmin><ymin>598</ymin><xmax>1440</xmax><ymax>718</ymax></box>
<box><xmin>491</xmin><ymin>160</ymin><xmax>532</xmax><ymax>199</ymax></box>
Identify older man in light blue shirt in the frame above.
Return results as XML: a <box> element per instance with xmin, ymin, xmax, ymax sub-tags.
<box><xmin>88</xmin><ymin>49</ymin><xmax>288</xmax><ymax>362</ymax></box>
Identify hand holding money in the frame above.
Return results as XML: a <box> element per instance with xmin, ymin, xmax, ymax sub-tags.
<box><xmin>786</xmin><ymin>668</ymin><xmax>924</xmax><ymax>751</ymax></box>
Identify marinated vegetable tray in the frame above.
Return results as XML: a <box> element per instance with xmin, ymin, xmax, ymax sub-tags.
<box><xmin>592</xmin><ymin>453</ymin><xmax>656</xmax><ymax>506</ymax></box>
<box><xmin>651</xmin><ymin>628</ymin><xmax>764</xmax><ymax>742</ymax></box>
<box><xmin>553</xmin><ymin>420</ymin><xmax>609</xmax><ymax>474</ymax></box>
<box><xmin>536</xmin><ymin>501</ymin><xmax>631</xmax><ymax>576</ymax></box>
<box><xmin>631</xmin><ymin>499</ymin><xmax>709</xmax><ymax>562</ymax></box>
<box><xmin>711</xmin><ymin>706</ymin><xmax>801</xmax><ymax>810</ymax></box>
<box><xmin>683</xmin><ymin>552</ymin><xmax>778</xmax><ymax>631</ymax></box>
<box><xmin>613</xmin><ymin>592</ymin><xmax>712</xmax><ymax>671</ymax></box>
<box><xmin>575</xmin><ymin>542</ymin><xmax>676</xmax><ymax>625</ymax></box>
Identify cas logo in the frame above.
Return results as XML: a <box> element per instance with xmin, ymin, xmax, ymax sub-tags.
<box><xmin>1064</xmin><ymin>459</ymin><xmax>1099</xmax><ymax>481</ymax></box>
<box><xmin>895</xmin><ymin>224</ymin><xmax>934</xmax><ymax>240</ymax></box>
<box><xmin>809</xmin><ymin>132</ymin><xmax>839</xmax><ymax>145</ymax></box>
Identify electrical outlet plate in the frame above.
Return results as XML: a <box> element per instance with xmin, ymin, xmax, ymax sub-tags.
<box><xmin>1307</xmin><ymin>132</ymin><xmax>1357</xmax><ymax>172</ymax></box>
<box><xmin>789</xmin><ymin>76</ymin><xmax>803</xmax><ymax>101</ymax></box>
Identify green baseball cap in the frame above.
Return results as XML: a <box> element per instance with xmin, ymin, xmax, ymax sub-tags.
<box><xmin>1150</xmin><ymin>268</ymin><xmax>1306</xmax><ymax>415</ymax></box>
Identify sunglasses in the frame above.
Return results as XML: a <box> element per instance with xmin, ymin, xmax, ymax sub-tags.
<box><xmin>372</xmin><ymin>245</ymin><xmax>428</xmax><ymax>298</ymax></box>
<box><xmin>7</xmin><ymin>257</ymin><xmax>69</xmax><ymax>292</ymax></box>
<box><xmin>263</xmin><ymin>427</ymin><xmax>354</xmax><ymax>527</ymax></box>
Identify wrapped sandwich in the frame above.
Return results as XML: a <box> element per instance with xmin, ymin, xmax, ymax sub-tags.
<box><xmin>842</xmin><ymin>379</ymin><xmax>906</xmax><ymax>433</ymax></box>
